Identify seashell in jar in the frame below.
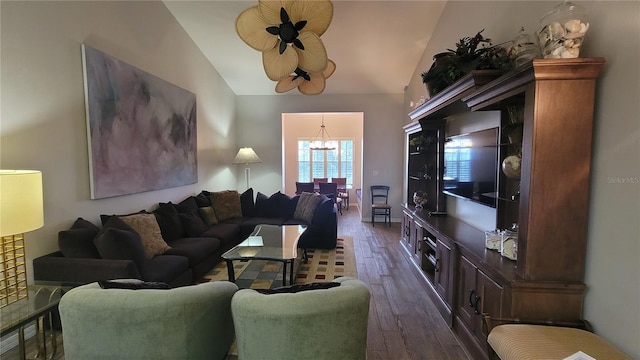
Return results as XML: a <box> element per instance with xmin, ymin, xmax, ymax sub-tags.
<box><xmin>549</xmin><ymin>22</ymin><xmax>566</xmax><ymax>38</ymax></box>
<box><xmin>562</xmin><ymin>47</ymin><xmax>580</xmax><ymax>58</ymax></box>
<box><xmin>564</xmin><ymin>19</ymin><xmax>582</xmax><ymax>33</ymax></box>
<box><xmin>565</xmin><ymin>22</ymin><xmax>590</xmax><ymax>39</ymax></box>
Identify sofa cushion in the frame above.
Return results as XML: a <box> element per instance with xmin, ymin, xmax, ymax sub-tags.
<box><xmin>94</xmin><ymin>227</ymin><xmax>146</xmax><ymax>270</ymax></box>
<box><xmin>294</xmin><ymin>192</ymin><xmax>323</xmax><ymax>223</ymax></box>
<box><xmin>175</xmin><ymin>196</ymin><xmax>198</xmax><ymax>214</ymax></box>
<box><xmin>240</xmin><ymin>188</ymin><xmax>255</xmax><ymax>217</ymax></box>
<box><xmin>70</xmin><ymin>217</ymin><xmax>100</xmax><ymax>231</ymax></box>
<box><xmin>254</xmin><ymin>191</ymin><xmax>292</xmax><ymax>218</ymax></box>
<box><xmin>140</xmin><ymin>254</ymin><xmax>190</xmax><ymax>283</ymax></box>
<box><xmin>119</xmin><ymin>213</ymin><xmax>171</xmax><ymax>259</ymax></box>
<box><xmin>179</xmin><ymin>212</ymin><xmax>208</xmax><ymax>237</ymax></box>
<box><xmin>199</xmin><ymin>223</ymin><xmax>242</xmax><ymax>246</ymax></box>
<box><xmin>210</xmin><ymin>190</ymin><xmax>242</xmax><ymax>222</ymax></box>
<box><xmin>152</xmin><ymin>202</ymin><xmax>185</xmax><ymax>242</ymax></box>
<box><xmin>198</xmin><ymin>206</ymin><xmax>219</xmax><ymax>226</ymax></box>
<box><xmin>164</xmin><ymin>237</ymin><xmax>222</xmax><ymax>266</ymax></box>
<box><xmin>312</xmin><ymin>196</ymin><xmax>334</xmax><ymax>225</ymax></box>
<box><xmin>275</xmin><ymin>192</ymin><xmax>297</xmax><ymax>219</ymax></box>
<box><xmin>58</xmin><ymin>229</ymin><xmax>101</xmax><ymax>259</ymax></box>
<box><xmin>195</xmin><ymin>191</ymin><xmax>211</xmax><ymax>207</ymax></box>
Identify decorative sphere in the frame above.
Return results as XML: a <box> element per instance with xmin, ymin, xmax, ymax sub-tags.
<box><xmin>502</xmin><ymin>154</ymin><xmax>522</xmax><ymax>180</ymax></box>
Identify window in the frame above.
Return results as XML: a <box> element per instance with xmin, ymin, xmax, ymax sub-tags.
<box><xmin>298</xmin><ymin>139</ymin><xmax>354</xmax><ymax>184</ymax></box>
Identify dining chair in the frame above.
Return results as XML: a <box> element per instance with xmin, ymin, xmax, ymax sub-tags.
<box><xmin>319</xmin><ymin>182</ymin><xmax>342</xmax><ymax>215</ymax></box>
<box><xmin>370</xmin><ymin>185</ymin><xmax>391</xmax><ymax>227</ymax></box>
<box><xmin>332</xmin><ymin>177</ymin><xmax>349</xmax><ymax>209</ymax></box>
<box><xmin>296</xmin><ymin>182</ymin><xmax>315</xmax><ymax>195</ymax></box>
<box><xmin>313</xmin><ymin>177</ymin><xmax>328</xmax><ymax>192</ymax></box>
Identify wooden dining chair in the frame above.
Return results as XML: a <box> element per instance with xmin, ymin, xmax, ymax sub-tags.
<box><xmin>319</xmin><ymin>182</ymin><xmax>342</xmax><ymax>215</ymax></box>
<box><xmin>332</xmin><ymin>177</ymin><xmax>349</xmax><ymax>210</ymax></box>
<box><xmin>295</xmin><ymin>182</ymin><xmax>315</xmax><ymax>195</ymax></box>
<box><xmin>313</xmin><ymin>178</ymin><xmax>328</xmax><ymax>192</ymax></box>
<box><xmin>370</xmin><ymin>185</ymin><xmax>391</xmax><ymax>227</ymax></box>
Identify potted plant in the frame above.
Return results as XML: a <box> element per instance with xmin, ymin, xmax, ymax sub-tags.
<box><xmin>409</xmin><ymin>134</ymin><xmax>435</xmax><ymax>152</ymax></box>
<box><xmin>421</xmin><ymin>29</ymin><xmax>514</xmax><ymax>97</ymax></box>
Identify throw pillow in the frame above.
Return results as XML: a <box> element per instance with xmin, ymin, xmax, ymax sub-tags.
<box><xmin>58</xmin><ymin>228</ymin><xmax>101</xmax><ymax>259</ymax></box>
<box><xmin>179</xmin><ymin>212</ymin><xmax>208</xmax><ymax>237</ymax></box>
<box><xmin>255</xmin><ymin>282</ymin><xmax>341</xmax><ymax>294</ymax></box>
<box><xmin>254</xmin><ymin>191</ymin><xmax>288</xmax><ymax>218</ymax></box>
<box><xmin>70</xmin><ymin>217</ymin><xmax>100</xmax><ymax>231</ymax></box>
<box><xmin>174</xmin><ymin>196</ymin><xmax>198</xmax><ymax>214</ymax></box>
<box><xmin>293</xmin><ymin>192</ymin><xmax>323</xmax><ymax>223</ymax></box>
<box><xmin>210</xmin><ymin>190</ymin><xmax>242</xmax><ymax>222</ymax></box>
<box><xmin>274</xmin><ymin>192</ymin><xmax>296</xmax><ymax>218</ymax></box>
<box><xmin>240</xmin><ymin>188</ymin><xmax>255</xmax><ymax>217</ymax></box>
<box><xmin>195</xmin><ymin>191</ymin><xmax>211</xmax><ymax>207</ymax></box>
<box><xmin>152</xmin><ymin>202</ymin><xmax>185</xmax><ymax>243</ymax></box>
<box><xmin>198</xmin><ymin>206</ymin><xmax>219</xmax><ymax>226</ymax></box>
<box><xmin>98</xmin><ymin>279</ymin><xmax>170</xmax><ymax>290</ymax></box>
<box><xmin>119</xmin><ymin>213</ymin><xmax>171</xmax><ymax>259</ymax></box>
<box><xmin>254</xmin><ymin>192</ymin><xmax>271</xmax><ymax>217</ymax></box>
<box><xmin>93</xmin><ymin>227</ymin><xmax>146</xmax><ymax>270</ymax></box>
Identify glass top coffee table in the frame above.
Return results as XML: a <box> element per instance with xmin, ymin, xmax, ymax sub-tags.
<box><xmin>222</xmin><ymin>224</ymin><xmax>307</xmax><ymax>286</ymax></box>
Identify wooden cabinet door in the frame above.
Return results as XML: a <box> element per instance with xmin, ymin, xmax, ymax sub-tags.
<box><xmin>401</xmin><ymin>211</ymin><xmax>412</xmax><ymax>246</ymax></box>
<box><xmin>475</xmin><ymin>270</ymin><xmax>505</xmax><ymax>340</ymax></box>
<box><xmin>435</xmin><ymin>239</ymin><xmax>453</xmax><ymax>306</ymax></box>
<box><xmin>413</xmin><ymin>222</ymin><xmax>424</xmax><ymax>263</ymax></box>
<box><xmin>457</xmin><ymin>256</ymin><xmax>477</xmax><ymax>330</ymax></box>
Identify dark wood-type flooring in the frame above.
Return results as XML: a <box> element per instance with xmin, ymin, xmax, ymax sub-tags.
<box><xmin>1</xmin><ymin>206</ymin><xmax>470</xmax><ymax>360</ymax></box>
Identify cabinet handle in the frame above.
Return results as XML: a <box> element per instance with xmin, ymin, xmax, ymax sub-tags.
<box><xmin>434</xmin><ymin>258</ymin><xmax>440</xmax><ymax>272</ymax></box>
<box><xmin>468</xmin><ymin>289</ymin><xmax>475</xmax><ymax>308</ymax></box>
<box><xmin>473</xmin><ymin>295</ymin><xmax>481</xmax><ymax>315</ymax></box>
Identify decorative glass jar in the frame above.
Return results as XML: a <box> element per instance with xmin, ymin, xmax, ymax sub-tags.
<box><xmin>413</xmin><ymin>191</ymin><xmax>428</xmax><ymax>209</ymax></box>
<box><xmin>537</xmin><ymin>1</ymin><xmax>589</xmax><ymax>59</ymax></box>
<box><xmin>510</xmin><ymin>27</ymin><xmax>541</xmax><ymax>66</ymax></box>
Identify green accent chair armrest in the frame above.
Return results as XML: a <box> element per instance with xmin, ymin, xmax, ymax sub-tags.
<box><xmin>59</xmin><ymin>280</ymin><xmax>238</xmax><ymax>360</ymax></box>
<box><xmin>231</xmin><ymin>277</ymin><xmax>370</xmax><ymax>360</ymax></box>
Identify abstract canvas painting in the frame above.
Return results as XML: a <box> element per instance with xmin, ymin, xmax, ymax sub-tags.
<box><xmin>82</xmin><ymin>44</ymin><xmax>197</xmax><ymax>199</ymax></box>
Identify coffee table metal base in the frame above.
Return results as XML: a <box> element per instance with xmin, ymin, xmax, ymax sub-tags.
<box><xmin>225</xmin><ymin>258</ymin><xmax>296</xmax><ymax>287</ymax></box>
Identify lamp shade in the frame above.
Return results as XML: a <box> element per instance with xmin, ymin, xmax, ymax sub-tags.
<box><xmin>233</xmin><ymin>148</ymin><xmax>262</xmax><ymax>164</ymax></box>
<box><xmin>0</xmin><ymin>170</ymin><xmax>44</xmax><ymax>237</ymax></box>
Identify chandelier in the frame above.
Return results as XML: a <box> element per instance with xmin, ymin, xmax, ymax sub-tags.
<box><xmin>310</xmin><ymin>116</ymin><xmax>335</xmax><ymax>151</ymax></box>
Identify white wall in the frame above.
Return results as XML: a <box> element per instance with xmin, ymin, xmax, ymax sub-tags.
<box><xmin>282</xmin><ymin>112</ymin><xmax>363</xmax><ymax>203</ymax></box>
<box><xmin>0</xmin><ymin>1</ymin><xmax>238</xmax><ymax>282</ymax></box>
<box><xmin>405</xmin><ymin>2</ymin><xmax>640</xmax><ymax>357</ymax></box>
<box><xmin>236</xmin><ymin>94</ymin><xmax>405</xmax><ymax>222</ymax></box>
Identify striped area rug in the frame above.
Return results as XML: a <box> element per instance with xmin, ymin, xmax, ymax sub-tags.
<box><xmin>201</xmin><ymin>236</ymin><xmax>356</xmax><ymax>289</ymax></box>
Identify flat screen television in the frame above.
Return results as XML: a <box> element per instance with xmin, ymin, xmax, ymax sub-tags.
<box><xmin>443</xmin><ymin>127</ymin><xmax>498</xmax><ymax>208</ymax></box>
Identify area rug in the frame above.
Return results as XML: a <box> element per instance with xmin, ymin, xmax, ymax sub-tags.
<box><xmin>201</xmin><ymin>236</ymin><xmax>356</xmax><ymax>289</ymax></box>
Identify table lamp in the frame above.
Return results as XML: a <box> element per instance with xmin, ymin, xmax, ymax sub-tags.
<box><xmin>0</xmin><ymin>170</ymin><xmax>44</xmax><ymax>307</ymax></box>
<box><xmin>232</xmin><ymin>147</ymin><xmax>262</xmax><ymax>190</ymax></box>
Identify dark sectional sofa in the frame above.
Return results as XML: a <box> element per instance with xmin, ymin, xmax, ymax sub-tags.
<box><xmin>33</xmin><ymin>189</ymin><xmax>337</xmax><ymax>288</ymax></box>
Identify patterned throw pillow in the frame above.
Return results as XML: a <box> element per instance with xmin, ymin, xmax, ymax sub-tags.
<box><xmin>210</xmin><ymin>190</ymin><xmax>242</xmax><ymax>222</ymax></box>
<box><xmin>119</xmin><ymin>213</ymin><xmax>171</xmax><ymax>259</ymax></box>
<box><xmin>293</xmin><ymin>192</ymin><xmax>323</xmax><ymax>223</ymax></box>
<box><xmin>198</xmin><ymin>206</ymin><xmax>219</xmax><ymax>226</ymax></box>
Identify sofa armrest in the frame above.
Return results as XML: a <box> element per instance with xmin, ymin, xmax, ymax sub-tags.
<box><xmin>33</xmin><ymin>251</ymin><xmax>141</xmax><ymax>287</ymax></box>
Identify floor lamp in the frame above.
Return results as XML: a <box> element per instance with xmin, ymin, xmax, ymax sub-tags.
<box><xmin>233</xmin><ymin>147</ymin><xmax>262</xmax><ymax>190</ymax></box>
<box><xmin>0</xmin><ymin>170</ymin><xmax>44</xmax><ymax>307</ymax></box>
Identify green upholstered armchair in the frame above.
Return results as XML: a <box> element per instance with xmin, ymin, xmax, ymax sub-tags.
<box><xmin>59</xmin><ymin>280</ymin><xmax>238</xmax><ymax>360</ymax></box>
<box><xmin>231</xmin><ymin>277</ymin><xmax>371</xmax><ymax>360</ymax></box>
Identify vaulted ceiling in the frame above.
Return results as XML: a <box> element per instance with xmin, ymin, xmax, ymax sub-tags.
<box><xmin>163</xmin><ymin>1</ymin><xmax>446</xmax><ymax>96</ymax></box>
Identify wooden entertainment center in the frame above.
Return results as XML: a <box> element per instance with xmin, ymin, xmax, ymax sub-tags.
<box><xmin>401</xmin><ymin>58</ymin><xmax>605</xmax><ymax>359</ymax></box>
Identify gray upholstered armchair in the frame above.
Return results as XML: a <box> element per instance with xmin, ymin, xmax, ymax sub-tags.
<box><xmin>59</xmin><ymin>280</ymin><xmax>238</xmax><ymax>360</ymax></box>
<box><xmin>231</xmin><ymin>277</ymin><xmax>371</xmax><ymax>360</ymax></box>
